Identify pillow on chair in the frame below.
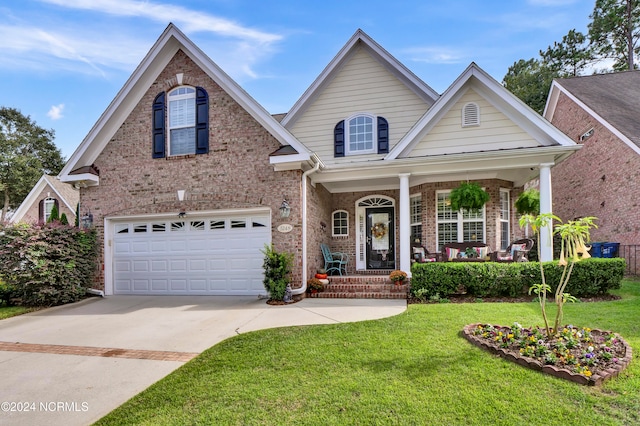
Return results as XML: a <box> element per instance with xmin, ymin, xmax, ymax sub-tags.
<box><xmin>446</xmin><ymin>247</ymin><xmax>459</xmax><ymax>260</ymax></box>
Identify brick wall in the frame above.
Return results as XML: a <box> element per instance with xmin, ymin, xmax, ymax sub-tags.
<box><xmin>550</xmin><ymin>92</ymin><xmax>640</xmax><ymax>245</ymax></box>
<box><xmin>81</xmin><ymin>50</ymin><xmax>302</xmax><ymax>289</ymax></box>
<box><xmin>21</xmin><ymin>185</ymin><xmax>77</xmax><ymax>224</ymax></box>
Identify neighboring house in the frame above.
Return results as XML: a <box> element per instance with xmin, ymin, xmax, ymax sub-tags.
<box><xmin>10</xmin><ymin>174</ymin><xmax>79</xmax><ymax>224</ymax></box>
<box><xmin>58</xmin><ymin>24</ymin><xmax>579</xmax><ymax>296</ymax></box>
<box><xmin>544</xmin><ymin>71</ymin><xmax>640</xmax><ymax>246</ymax></box>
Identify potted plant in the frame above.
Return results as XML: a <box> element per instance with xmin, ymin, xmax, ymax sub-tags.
<box><xmin>515</xmin><ymin>188</ymin><xmax>540</xmax><ymax>215</ymax></box>
<box><xmin>307</xmin><ymin>278</ymin><xmax>324</xmax><ymax>294</ymax></box>
<box><xmin>389</xmin><ymin>270</ymin><xmax>407</xmax><ymax>285</ymax></box>
<box><xmin>449</xmin><ymin>182</ymin><xmax>490</xmax><ymax>212</ymax></box>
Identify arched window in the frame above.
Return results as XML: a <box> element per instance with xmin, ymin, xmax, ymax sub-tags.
<box><xmin>334</xmin><ymin>115</ymin><xmax>389</xmax><ymax>157</ymax></box>
<box><xmin>332</xmin><ymin>210</ymin><xmax>349</xmax><ymax>236</ymax></box>
<box><xmin>152</xmin><ymin>85</ymin><xmax>209</xmax><ymax>158</ymax></box>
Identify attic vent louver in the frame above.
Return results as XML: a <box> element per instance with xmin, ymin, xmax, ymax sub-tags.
<box><xmin>579</xmin><ymin>128</ymin><xmax>594</xmax><ymax>142</ymax></box>
<box><xmin>462</xmin><ymin>102</ymin><xmax>480</xmax><ymax>127</ymax></box>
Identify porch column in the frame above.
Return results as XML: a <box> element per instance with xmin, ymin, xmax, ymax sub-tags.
<box><xmin>539</xmin><ymin>162</ymin><xmax>554</xmax><ymax>262</ymax></box>
<box><xmin>399</xmin><ymin>173</ymin><xmax>411</xmax><ymax>276</ymax></box>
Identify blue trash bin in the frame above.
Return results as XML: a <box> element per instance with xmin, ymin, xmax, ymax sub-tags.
<box><xmin>602</xmin><ymin>242</ymin><xmax>620</xmax><ymax>258</ymax></box>
<box><xmin>590</xmin><ymin>242</ymin><xmax>604</xmax><ymax>258</ymax></box>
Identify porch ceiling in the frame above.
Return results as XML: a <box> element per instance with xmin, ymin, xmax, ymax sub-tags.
<box><xmin>310</xmin><ymin>145</ymin><xmax>580</xmax><ymax>193</ymax></box>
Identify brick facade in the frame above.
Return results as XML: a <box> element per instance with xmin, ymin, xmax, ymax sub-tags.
<box><xmin>21</xmin><ymin>184</ymin><xmax>77</xmax><ymax>224</ymax></box>
<box><xmin>550</xmin><ymin>92</ymin><xmax>640</xmax><ymax>245</ymax></box>
<box><xmin>82</xmin><ymin>50</ymin><xmax>303</xmax><ymax>289</ymax></box>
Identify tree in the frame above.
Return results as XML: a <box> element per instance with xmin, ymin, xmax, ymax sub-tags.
<box><xmin>503</xmin><ymin>58</ymin><xmax>556</xmax><ymax>114</ymax></box>
<box><xmin>589</xmin><ymin>0</ymin><xmax>640</xmax><ymax>70</ymax></box>
<box><xmin>540</xmin><ymin>29</ymin><xmax>593</xmax><ymax>77</ymax></box>
<box><xmin>0</xmin><ymin>107</ymin><xmax>65</xmax><ymax>222</ymax></box>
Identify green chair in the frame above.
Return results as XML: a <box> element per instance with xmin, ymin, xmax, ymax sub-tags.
<box><xmin>320</xmin><ymin>243</ymin><xmax>349</xmax><ymax>276</ymax></box>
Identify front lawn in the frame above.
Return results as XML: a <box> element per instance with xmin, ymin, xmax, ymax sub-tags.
<box><xmin>0</xmin><ymin>305</ymin><xmax>32</xmax><ymax>320</ymax></box>
<box><xmin>96</xmin><ymin>279</ymin><xmax>640</xmax><ymax>425</ymax></box>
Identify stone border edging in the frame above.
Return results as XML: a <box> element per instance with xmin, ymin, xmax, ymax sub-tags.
<box><xmin>462</xmin><ymin>323</ymin><xmax>633</xmax><ymax>386</ymax></box>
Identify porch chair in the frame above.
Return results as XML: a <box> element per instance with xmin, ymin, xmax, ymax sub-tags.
<box><xmin>320</xmin><ymin>243</ymin><xmax>349</xmax><ymax>276</ymax></box>
<box><xmin>491</xmin><ymin>238</ymin><xmax>534</xmax><ymax>262</ymax></box>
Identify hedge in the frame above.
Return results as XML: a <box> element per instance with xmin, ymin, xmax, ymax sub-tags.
<box><xmin>410</xmin><ymin>258</ymin><xmax>625</xmax><ymax>299</ymax></box>
<box><xmin>0</xmin><ymin>222</ymin><xmax>97</xmax><ymax>307</ymax></box>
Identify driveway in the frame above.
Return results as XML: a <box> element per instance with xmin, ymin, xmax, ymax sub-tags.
<box><xmin>0</xmin><ymin>295</ymin><xmax>406</xmax><ymax>425</ymax></box>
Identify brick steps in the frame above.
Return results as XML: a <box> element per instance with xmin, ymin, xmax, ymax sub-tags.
<box><xmin>309</xmin><ymin>275</ymin><xmax>409</xmax><ymax>299</ymax></box>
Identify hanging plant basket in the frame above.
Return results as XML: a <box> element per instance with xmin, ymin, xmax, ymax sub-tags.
<box><xmin>449</xmin><ymin>182</ymin><xmax>490</xmax><ymax>212</ymax></box>
<box><xmin>515</xmin><ymin>189</ymin><xmax>540</xmax><ymax>215</ymax></box>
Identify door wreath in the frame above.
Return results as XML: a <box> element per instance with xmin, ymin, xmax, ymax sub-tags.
<box><xmin>371</xmin><ymin>223</ymin><xmax>387</xmax><ymax>239</ymax></box>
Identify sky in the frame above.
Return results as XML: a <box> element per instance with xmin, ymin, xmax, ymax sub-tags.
<box><xmin>1</xmin><ymin>0</ymin><xmax>596</xmax><ymax>160</ymax></box>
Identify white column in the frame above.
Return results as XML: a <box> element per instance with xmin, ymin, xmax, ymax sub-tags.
<box><xmin>539</xmin><ymin>163</ymin><xmax>554</xmax><ymax>262</ymax></box>
<box><xmin>399</xmin><ymin>173</ymin><xmax>411</xmax><ymax>276</ymax></box>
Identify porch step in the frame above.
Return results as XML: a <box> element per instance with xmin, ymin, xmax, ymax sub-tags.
<box><xmin>309</xmin><ymin>275</ymin><xmax>409</xmax><ymax>299</ymax></box>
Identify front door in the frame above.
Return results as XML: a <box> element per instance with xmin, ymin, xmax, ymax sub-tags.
<box><xmin>366</xmin><ymin>207</ymin><xmax>395</xmax><ymax>269</ymax></box>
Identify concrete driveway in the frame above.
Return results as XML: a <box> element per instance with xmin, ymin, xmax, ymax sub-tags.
<box><xmin>0</xmin><ymin>295</ymin><xmax>406</xmax><ymax>425</ymax></box>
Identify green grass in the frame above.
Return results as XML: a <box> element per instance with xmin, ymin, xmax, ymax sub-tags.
<box><xmin>0</xmin><ymin>305</ymin><xmax>32</xmax><ymax>319</ymax></box>
<box><xmin>96</xmin><ymin>279</ymin><xmax>640</xmax><ymax>426</ymax></box>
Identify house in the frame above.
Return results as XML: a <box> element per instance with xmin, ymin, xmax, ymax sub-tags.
<box><xmin>544</xmin><ymin>71</ymin><xmax>640</xmax><ymax>247</ymax></box>
<box><xmin>58</xmin><ymin>24</ymin><xmax>579</xmax><ymax>296</ymax></box>
<box><xmin>10</xmin><ymin>174</ymin><xmax>79</xmax><ymax>224</ymax></box>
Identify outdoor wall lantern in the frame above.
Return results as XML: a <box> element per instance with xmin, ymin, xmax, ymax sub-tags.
<box><xmin>279</xmin><ymin>198</ymin><xmax>291</xmax><ymax>218</ymax></box>
<box><xmin>81</xmin><ymin>211</ymin><xmax>94</xmax><ymax>229</ymax></box>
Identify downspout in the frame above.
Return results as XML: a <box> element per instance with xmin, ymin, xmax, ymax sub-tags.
<box><xmin>292</xmin><ymin>154</ymin><xmax>321</xmax><ymax>295</ymax></box>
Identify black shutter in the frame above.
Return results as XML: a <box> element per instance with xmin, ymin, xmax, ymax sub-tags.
<box><xmin>334</xmin><ymin>120</ymin><xmax>345</xmax><ymax>157</ymax></box>
<box><xmin>195</xmin><ymin>87</ymin><xmax>209</xmax><ymax>155</ymax></box>
<box><xmin>377</xmin><ymin>117</ymin><xmax>389</xmax><ymax>154</ymax></box>
<box><xmin>152</xmin><ymin>92</ymin><xmax>166</xmax><ymax>158</ymax></box>
<box><xmin>38</xmin><ymin>199</ymin><xmax>44</xmax><ymax>223</ymax></box>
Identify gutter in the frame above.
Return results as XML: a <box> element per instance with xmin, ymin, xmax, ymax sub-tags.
<box><xmin>86</xmin><ymin>288</ymin><xmax>105</xmax><ymax>297</ymax></box>
<box><xmin>291</xmin><ymin>154</ymin><xmax>321</xmax><ymax>295</ymax></box>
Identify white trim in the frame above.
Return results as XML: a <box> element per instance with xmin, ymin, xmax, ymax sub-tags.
<box><xmin>545</xmin><ymin>81</ymin><xmax>640</xmax><ymax>157</ymax></box>
<box><xmin>345</xmin><ymin>113</ymin><xmax>376</xmax><ymax>155</ymax></box>
<box><xmin>331</xmin><ymin>209</ymin><xmax>349</xmax><ymax>237</ymax></box>
<box><xmin>60</xmin><ymin>24</ymin><xmax>309</xmax><ymax>182</ymax></box>
<box><xmin>281</xmin><ymin>29</ymin><xmax>438</xmax><ymax>128</ymax></box>
<box><xmin>355</xmin><ymin>195</ymin><xmax>396</xmax><ymax>270</ymax></box>
<box><xmin>10</xmin><ymin>175</ymin><xmax>78</xmax><ymax>223</ymax></box>
<box><xmin>386</xmin><ymin>63</ymin><xmax>578</xmax><ymax>160</ymax></box>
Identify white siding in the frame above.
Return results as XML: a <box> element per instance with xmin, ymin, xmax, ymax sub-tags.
<box><xmin>289</xmin><ymin>46</ymin><xmax>431</xmax><ymax>163</ymax></box>
<box><xmin>408</xmin><ymin>89</ymin><xmax>540</xmax><ymax>158</ymax></box>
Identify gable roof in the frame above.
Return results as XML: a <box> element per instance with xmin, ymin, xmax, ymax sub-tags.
<box><xmin>59</xmin><ymin>23</ymin><xmax>310</xmax><ymax>184</ymax></box>
<box><xmin>280</xmin><ymin>29</ymin><xmax>439</xmax><ymax>128</ymax></box>
<box><xmin>387</xmin><ymin>63</ymin><xmax>578</xmax><ymax>159</ymax></box>
<box><xmin>10</xmin><ymin>175</ymin><xmax>79</xmax><ymax>223</ymax></box>
<box><xmin>544</xmin><ymin>71</ymin><xmax>640</xmax><ymax>155</ymax></box>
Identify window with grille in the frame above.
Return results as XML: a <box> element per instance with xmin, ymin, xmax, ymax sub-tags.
<box><xmin>332</xmin><ymin>210</ymin><xmax>348</xmax><ymax>236</ymax></box>
<box><xmin>499</xmin><ymin>189</ymin><xmax>510</xmax><ymax>250</ymax></box>
<box><xmin>410</xmin><ymin>194</ymin><xmax>422</xmax><ymax>243</ymax></box>
<box><xmin>436</xmin><ymin>191</ymin><xmax>485</xmax><ymax>250</ymax></box>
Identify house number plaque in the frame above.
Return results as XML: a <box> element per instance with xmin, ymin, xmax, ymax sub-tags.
<box><xmin>277</xmin><ymin>224</ymin><xmax>293</xmax><ymax>233</ymax></box>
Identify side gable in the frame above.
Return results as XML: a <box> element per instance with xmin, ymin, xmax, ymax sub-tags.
<box><xmin>388</xmin><ymin>63</ymin><xmax>577</xmax><ymax>160</ymax></box>
<box><xmin>59</xmin><ymin>23</ymin><xmax>309</xmax><ymax>185</ymax></box>
<box><xmin>10</xmin><ymin>175</ymin><xmax>79</xmax><ymax>223</ymax></box>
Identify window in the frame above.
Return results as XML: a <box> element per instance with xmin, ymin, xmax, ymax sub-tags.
<box><xmin>334</xmin><ymin>115</ymin><xmax>388</xmax><ymax>157</ymax></box>
<box><xmin>168</xmin><ymin>87</ymin><xmax>196</xmax><ymax>155</ymax></box>
<box><xmin>410</xmin><ymin>195</ymin><xmax>422</xmax><ymax>244</ymax></box>
<box><xmin>43</xmin><ymin>198</ymin><xmax>55</xmax><ymax>222</ymax></box>
<box><xmin>152</xmin><ymin>86</ymin><xmax>209</xmax><ymax>158</ymax></box>
<box><xmin>499</xmin><ymin>189</ymin><xmax>510</xmax><ymax>250</ymax></box>
<box><xmin>332</xmin><ymin>210</ymin><xmax>348</xmax><ymax>236</ymax></box>
<box><xmin>436</xmin><ymin>191</ymin><xmax>485</xmax><ymax>250</ymax></box>
<box><xmin>462</xmin><ymin>102</ymin><xmax>480</xmax><ymax>127</ymax></box>
<box><xmin>347</xmin><ymin>115</ymin><xmax>375</xmax><ymax>154</ymax></box>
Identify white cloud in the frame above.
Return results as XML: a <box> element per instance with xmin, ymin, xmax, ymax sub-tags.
<box><xmin>39</xmin><ymin>0</ymin><xmax>282</xmax><ymax>44</ymax></box>
<box><xmin>47</xmin><ymin>104</ymin><xmax>65</xmax><ymax>120</ymax></box>
<box><xmin>402</xmin><ymin>46</ymin><xmax>466</xmax><ymax>64</ymax></box>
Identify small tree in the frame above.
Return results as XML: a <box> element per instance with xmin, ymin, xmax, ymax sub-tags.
<box><xmin>520</xmin><ymin>214</ymin><xmax>598</xmax><ymax>337</ymax></box>
<box><xmin>261</xmin><ymin>244</ymin><xmax>293</xmax><ymax>301</ymax></box>
<box><xmin>47</xmin><ymin>204</ymin><xmax>59</xmax><ymax>223</ymax></box>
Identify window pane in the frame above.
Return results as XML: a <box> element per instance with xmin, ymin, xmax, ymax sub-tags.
<box><xmin>348</xmin><ymin>115</ymin><xmax>374</xmax><ymax>152</ymax></box>
<box><xmin>463</xmin><ymin>222</ymin><xmax>483</xmax><ymax>242</ymax></box>
<box><xmin>438</xmin><ymin>223</ymin><xmax>458</xmax><ymax>250</ymax></box>
<box><xmin>437</xmin><ymin>193</ymin><xmax>456</xmax><ymax>221</ymax></box>
<box><xmin>501</xmin><ymin>222</ymin><xmax>510</xmax><ymax>250</ymax></box>
<box><xmin>169</xmin><ymin>98</ymin><xmax>195</xmax><ymax>127</ymax></box>
<box><xmin>170</xmin><ymin>128</ymin><xmax>196</xmax><ymax>155</ymax></box>
<box><xmin>411</xmin><ymin>224</ymin><xmax>422</xmax><ymax>244</ymax></box>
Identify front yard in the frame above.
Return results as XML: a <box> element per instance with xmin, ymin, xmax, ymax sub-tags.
<box><xmin>96</xmin><ymin>279</ymin><xmax>640</xmax><ymax>425</ymax></box>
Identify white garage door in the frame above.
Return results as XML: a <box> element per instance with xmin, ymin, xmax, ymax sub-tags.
<box><xmin>112</xmin><ymin>213</ymin><xmax>271</xmax><ymax>295</ymax></box>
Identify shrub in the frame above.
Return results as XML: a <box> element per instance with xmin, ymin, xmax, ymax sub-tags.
<box><xmin>410</xmin><ymin>258</ymin><xmax>624</xmax><ymax>299</ymax></box>
<box><xmin>261</xmin><ymin>244</ymin><xmax>293</xmax><ymax>301</ymax></box>
<box><xmin>0</xmin><ymin>222</ymin><xmax>97</xmax><ymax>307</ymax></box>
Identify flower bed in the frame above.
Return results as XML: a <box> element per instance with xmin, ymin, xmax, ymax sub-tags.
<box><xmin>462</xmin><ymin>323</ymin><xmax>632</xmax><ymax>386</ymax></box>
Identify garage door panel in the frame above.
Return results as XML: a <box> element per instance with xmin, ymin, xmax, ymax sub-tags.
<box><xmin>113</xmin><ymin>212</ymin><xmax>270</xmax><ymax>295</ymax></box>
